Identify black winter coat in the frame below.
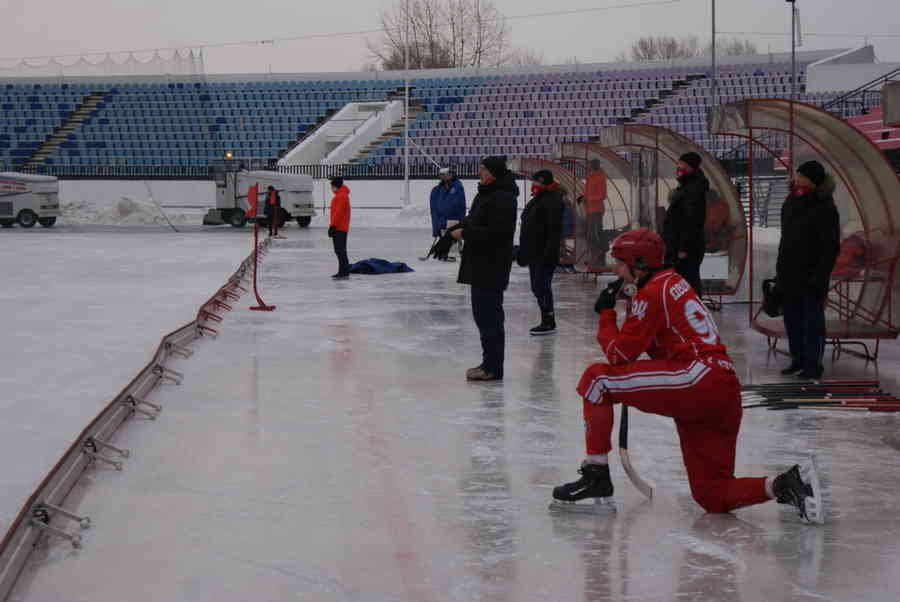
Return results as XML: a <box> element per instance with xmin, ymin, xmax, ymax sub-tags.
<box><xmin>662</xmin><ymin>169</ymin><xmax>708</xmax><ymax>264</ymax></box>
<box><xmin>517</xmin><ymin>186</ymin><xmax>563</xmax><ymax>267</ymax></box>
<box><xmin>457</xmin><ymin>171</ymin><xmax>519</xmax><ymax>291</ymax></box>
<box><xmin>776</xmin><ymin>175</ymin><xmax>841</xmax><ymax>298</ymax></box>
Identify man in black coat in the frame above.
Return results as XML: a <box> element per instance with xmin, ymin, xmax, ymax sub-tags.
<box><xmin>518</xmin><ymin>169</ymin><xmax>564</xmax><ymax>335</ymax></box>
<box><xmin>776</xmin><ymin>160</ymin><xmax>840</xmax><ymax>380</ymax></box>
<box><xmin>451</xmin><ymin>156</ymin><xmax>519</xmax><ymax>381</ymax></box>
<box><xmin>662</xmin><ymin>152</ymin><xmax>708</xmax><ymax>294</ymax></box>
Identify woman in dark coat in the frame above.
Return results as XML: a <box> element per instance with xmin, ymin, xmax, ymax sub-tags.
<box><xmin>776</xmin><ymin>160</ymin><xmax>841</xmax><ymax>380</ymax></box>
<box><xmin>518</xmin><ymin>169</ymin><xmax>564</xmax><ymax>335</ymax></box>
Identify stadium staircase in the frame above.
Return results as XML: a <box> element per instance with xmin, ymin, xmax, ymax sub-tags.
<box><xmin>349</xmin><ymin>100</ymin><xmax>424</xmax><ymax>164</ymax></box>
<box><xmin>624</xmin><ymin>72</ymin><xmax>705</xmax><ymax>123</ymax></box>
<box><xmin>25</xmin><ymin>91</ymin><xmax>108</xmax><ymax>169</ymax></box>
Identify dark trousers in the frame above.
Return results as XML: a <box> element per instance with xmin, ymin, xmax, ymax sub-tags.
<box><xmin>529</xmin><ymin>263</ymin><xmax>556</xmax><ymax>316</ymax></box>
<box><xmin>675</xmin><ymin>256</ymin><xmax>703</xmax><ymax>296</ymax></box>
<box><xmin>332</xmin><ymin>230</ymin><xmax>350</xmax><ymax>275</ymax></box>
<box><xmin>782</xmin><ymin>293</ymin><xmax>826</xmax><ymax>375</ymax></box>
<box><xmin>471</xmin><ymin>287</ymin><xmax>505</xmax><ymax>378</ymax></box>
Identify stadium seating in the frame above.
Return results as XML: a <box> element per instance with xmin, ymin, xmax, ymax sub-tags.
<box><xmin>0</xmin><ymin>60</ymin><xmax>860</xmax><ymax>170</ymax></box>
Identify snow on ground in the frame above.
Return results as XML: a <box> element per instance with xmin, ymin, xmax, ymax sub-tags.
<box><xmin>0</xmin><ymin>226</ymin><xmax>248</xmax><ymax>533</ymax></box>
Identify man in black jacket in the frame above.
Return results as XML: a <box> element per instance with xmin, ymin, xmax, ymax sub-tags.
<box><xmin>662</xmin><ymin>152</ymin><xmax>708</xmax><ymax>294</ymax></box>
<box><xmin>776</xmin><ymin>160</ymin><xmax>840</xmax><ymax>380</ymax></box>
<box><xmin>451</xmin><ymin>156</ymin><xmax>519</xmax><ymax>381</ymax></box>
<box><xmin>518</xmin><ymin>169</ymin><xmax>564</xmax><ymax>335</ymax></box>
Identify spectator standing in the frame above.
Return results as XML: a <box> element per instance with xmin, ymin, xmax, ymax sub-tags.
<box><xmin>451</xmin><ymin>156</ymin><xmax>518</xmax><ymax>381</ymax></box>
<box><xmin>583</xmin><ymin>159</ymin><xmax>608</xmax><ymax>267</ymax></box>
<box><xmin>662</xmin><ymin>152</ymin><xmax>708</xmax><ymax>295</ymax></box>
<box><xmin>517</xmin><ymin>169</ymin><xmax>564</xmax><ymax>335</ymax></box>
<box><xmin>328</xmin><ymin>177</ymin><xmax>351</xmax><ymax>280</ymax></box>
<box><xmin>776</xmin><ymin>160</ymin><xmax>840</xmax><ymax>379</ymax></box>
<box><xmin>429</xmin><ymin>168</ymin><xmax>467</xmax><ymax>260</ymax></box>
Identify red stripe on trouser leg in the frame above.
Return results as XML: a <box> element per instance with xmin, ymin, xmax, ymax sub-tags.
<box><xmin>576</xmin><ymin>359</ymin><xmax>769</xmax><ymax>513</ymax></box>
<box><xmin>583</xmin><ymin>397</ymin><xmax>613</xmax><ymax>455</ymax></box>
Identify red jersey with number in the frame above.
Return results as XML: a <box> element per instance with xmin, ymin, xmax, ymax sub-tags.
<box><xmin>596</xmin><ymin>268</ymin><xmax>730</xmax><ymax>365</ymax></box>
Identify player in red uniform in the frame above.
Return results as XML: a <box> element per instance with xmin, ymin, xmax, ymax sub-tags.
<box><xmin>551</xmin><ymin>228</ymin><xmax>825</xmax><ymax>524</ymax></box>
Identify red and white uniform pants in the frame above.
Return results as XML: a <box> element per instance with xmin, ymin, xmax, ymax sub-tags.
<box><xmin>577</xmin><ymin>358</ymin><xmax>769</xmax><ymax>513</ymax></box>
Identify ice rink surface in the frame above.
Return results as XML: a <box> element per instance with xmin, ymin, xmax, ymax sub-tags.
<box><xmin>0</xmin><ymin>226</ymin><xmax>248</xmax><ymax>533</ymax></box>
<box><xmin>6</xmin><ymin>227</ymin><xmax>900</xmax><ymax>602</ymax></box>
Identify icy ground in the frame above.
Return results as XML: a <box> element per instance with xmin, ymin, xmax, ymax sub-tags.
<box><xmin>7</xmin><ymin>228</ymin><xmax>900</xmax><ymax>602</ymax></box>
<box><xmin>0</xmin><ymin>226</ymin><xmax>248</xmax><ymax>533</ymax></box>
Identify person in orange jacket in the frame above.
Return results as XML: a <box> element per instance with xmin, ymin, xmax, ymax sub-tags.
<box><xmin>328</xmin><ymin>177</ymin><xmax>351</xmax><ymax>279</ymax></box>
<box><xmin>583</xmin><ymin>159</ymin><xmax>608</xmax><ymax>267</ymax></box>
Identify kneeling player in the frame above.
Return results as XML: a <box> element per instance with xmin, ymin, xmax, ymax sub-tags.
<box><xmin>552</xmin><ymin>228</ymin><xmax>824</xmax><ymax>524</ymax></box>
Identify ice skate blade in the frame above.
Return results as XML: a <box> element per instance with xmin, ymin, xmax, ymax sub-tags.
<box><xmin>548</xmin><ymin>498</ymin><xmax>617</xmax><ymax>515</ymax></box>
<box><xmin>800</xmin><ymin>454</ymin><xmax>826</xmax><ymax>525</ymax></box>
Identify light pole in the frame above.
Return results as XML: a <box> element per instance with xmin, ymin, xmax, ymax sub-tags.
<box><xmin>403</xmin><ymin>0</ymin><xmax>411</xmax><ymax>207</ymax></box>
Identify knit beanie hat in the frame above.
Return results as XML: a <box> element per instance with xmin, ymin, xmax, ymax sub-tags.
<box><xmin>531</xmin><ymin>169</ymin><xmax>554</xmax><ymax>186</ymax></box>
<box><xmin>797</xmin><ymin>160</ymin><xmax>826</xmax><ymax>187</ymax></box>
<box><xmin>678</xmin><ymin>152</ymin><xmax>702</xmax><ymax>171</ymax></box>
<box><xmin>481</xmin><ymin>156</ymin><xmax>508</xmax><ymax>179</ymax></box>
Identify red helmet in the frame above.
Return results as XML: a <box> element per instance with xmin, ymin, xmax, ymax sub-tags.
<box><xmin>610</xmin><ymin>228</ymin><xmax>666</xmax><ymax>270</ymax></box>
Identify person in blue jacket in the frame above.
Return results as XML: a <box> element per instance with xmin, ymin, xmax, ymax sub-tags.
<box><xmin>430</xmin><ymin>168</ymin><xmax>467</xmax><ymax>259</ymax></box>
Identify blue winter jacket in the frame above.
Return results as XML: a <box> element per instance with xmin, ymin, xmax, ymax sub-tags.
<box><xmin>429</xmin><ymin>179</ymin><xmax>467</xmax><ymax>237</ymax></box>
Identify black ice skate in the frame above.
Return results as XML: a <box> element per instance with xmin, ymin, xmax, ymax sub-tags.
<box><xmin>773</xmin><ymin>455</ymin><xmax>825</xmax><ymax>525</ymax></box>
<box><xmin>549</xmin><ymin>462</ymin><xmax>616</xmax><ymax>514</ymax></box>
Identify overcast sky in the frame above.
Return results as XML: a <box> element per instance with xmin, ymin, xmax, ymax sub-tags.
<box><xmin>4</xmin><ymin>0</ymin><xmax>899</xmax><ymax>74</ymax></box>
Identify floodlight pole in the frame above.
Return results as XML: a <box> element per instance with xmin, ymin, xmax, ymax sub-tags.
<box><xmin>711</xmin><ymin>0</ymin><xmax>717</xmax><ymax>108</ymax></box>
<box><xmin>787</xmin><ymin>0</ymin><xmax>797</xmax><ymax>176</ymax></box>
<box><xmin>403</xmin><ymin>0</ymin><xmax>411</xmax><ymax>207</ymax></box>
<box><xmin>711</xmin><ymin>0</ymin><xmax>717</xmax><ymax>154</ymax></box>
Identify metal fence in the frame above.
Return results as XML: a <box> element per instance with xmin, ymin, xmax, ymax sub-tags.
<box><xmin>1</xmin><ymin>160</ymin><xmax>487</xmax><ymax>180</ymax></box>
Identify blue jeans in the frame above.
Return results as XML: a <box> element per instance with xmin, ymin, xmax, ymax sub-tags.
<box><xmin>471</xmin><ymin>287</ymin><xmax>505</xmax><ymax>378</ymax></box>
<box><xmin>529</xmin><ymin>263</ymin><xmax>556</xmax><ymax>316</ymax></box>
<box><xmin>782</xmin><ymin>293</ymin><xmax>826</xmax><ymax>375</ymax></box>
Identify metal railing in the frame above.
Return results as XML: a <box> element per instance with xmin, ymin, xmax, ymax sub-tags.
<box><xmin>0</xmin><ymin>160</ymin><xmax>487</xmax><ymax>180</ymax></box>
<box><xmin>0</xmin><ymin>240</ymin><xmax>268</xmax><ymax>600</ymax></box>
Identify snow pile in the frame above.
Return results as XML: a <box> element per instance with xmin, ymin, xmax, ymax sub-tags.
<box><xmin>62</xmin><ymin>196</ymin><xmax>200</xmax><ymax>226</ymax></box>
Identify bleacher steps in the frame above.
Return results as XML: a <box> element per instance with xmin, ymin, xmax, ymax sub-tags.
<box><xmin>25</xmin><ymin>91</ymin><xmax>108</xmax><ymax>168</ymax></box>
<box><xmin>347</xmin><ymin>102</ymin><xmax>423</xmax><ymax>164</ymax></box>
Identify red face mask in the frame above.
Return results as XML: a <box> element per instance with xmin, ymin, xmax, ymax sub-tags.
<box><xmin>792</xmin><ymin>182</ymin><xmax>814</xmax><ymax>197</ymax></box>
<box><xmin>531</xmin><ymin>182</ymin><xmax>543</xmax><ymax>196</ymax></box>
<box><xmin>676</xmin><ymin>164</ymin><xmax>692</xmax><ymax>178</ymax></box>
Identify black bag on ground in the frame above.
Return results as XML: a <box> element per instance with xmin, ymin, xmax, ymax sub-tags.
<box><xmin>762</xmin><ymin>278</ymin><xmax>783</xmax><ymax>317</ymax></box>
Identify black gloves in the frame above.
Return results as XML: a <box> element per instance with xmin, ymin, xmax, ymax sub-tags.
<box><xmin>431</xmin><ymin>223</ymin><xmax>463</xmax><ymax>260</ymax></box>
<box><xmin>328</xmin><ymin>226</ymin><xmax>336</xmax><ymax>238</ymax></box>
<box><xmin>595</xmin><ymin>278</ymin><xmax>624</xmax><ymax>313</ymax></box>
<box><xmin>431</xmin><ymin>231</ymin><xmax>455</xmax><ymax>260</ymax></box>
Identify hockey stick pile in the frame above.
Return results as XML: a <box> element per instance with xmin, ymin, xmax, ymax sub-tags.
<box><xmin>741</xmin><ymin>379</ymin><xmax>900</xmax><ymax>412</ymax></box>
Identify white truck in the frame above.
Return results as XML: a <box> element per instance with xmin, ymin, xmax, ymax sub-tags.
<box><xmin>203</xmin><ymin>168</ymin><xmax>316</xmax><ymax>228</ymax></box>
<box><xmin>0</xmin><ymin>172</ymin><xmax>61</xmax><ymax>228</ymax></box>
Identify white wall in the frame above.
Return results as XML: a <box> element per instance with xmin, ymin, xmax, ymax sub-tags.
<box><xmin>60</xmin><ymin>179</ymin><xmax>215</xmax><ymax>206</ymax></box>
<box><xmin>807</xmin><ymin>62</ymin><xmax>900</xmax><ymax>93</ymax></box>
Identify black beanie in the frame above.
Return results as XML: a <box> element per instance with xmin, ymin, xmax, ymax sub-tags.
<box><xmin>531</xmin><ymin>169</ymin><xmax>554</xmax><ymax>186</ymax></box>
<box><xmin>330</xmin><ymin>176</ymin><xmax>344</xmax><ymax>188</ymax></box>
<box><xmin>481</xmin><ymin>156</ymin><xmax>508</xmax><ymax>179</ymax></box>
<box><xmin>797</xmin><ymin>160</ymin><xmax>826</xmax><ymax>187</ymax></box>
<box><xmin>679</xmin><ymin>152</ymin><xmax>702</xmax><ymax>171</ymax></box>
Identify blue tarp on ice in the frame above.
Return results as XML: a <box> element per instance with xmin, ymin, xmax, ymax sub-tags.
<box><xmin>348</xmin><ymin>258</ymin><xmax>415</xmax><ymax>274</ymax></box>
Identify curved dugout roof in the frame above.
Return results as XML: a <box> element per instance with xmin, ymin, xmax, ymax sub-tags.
<box><xmin>709</xmin><ymin>99</ymin><xmax>900</xmax><ymax>331</ymax></box>
<box><xmin>570</xmin><ymin>127</ymin><xmax>747</xmax><ymax>295</ymax></box>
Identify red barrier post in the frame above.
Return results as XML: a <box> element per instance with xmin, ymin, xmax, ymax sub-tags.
<box><xmin>247</xmin><ymin>184</ymin><xmax>275</xmax><ymax>312</ymax></box>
